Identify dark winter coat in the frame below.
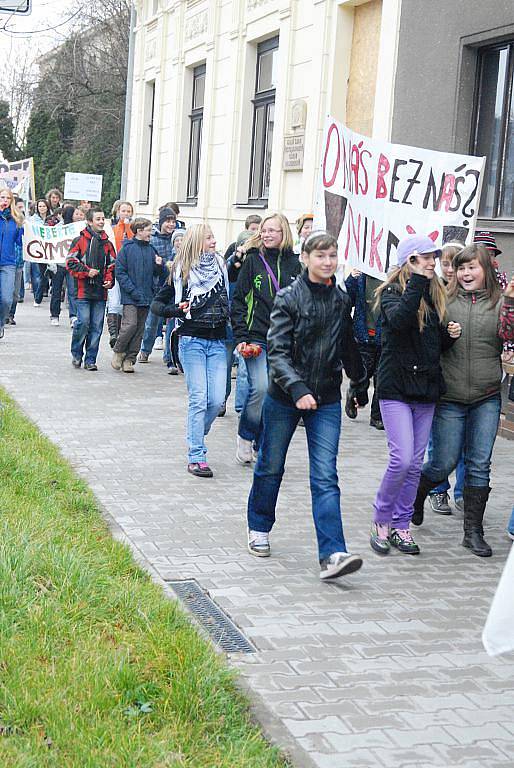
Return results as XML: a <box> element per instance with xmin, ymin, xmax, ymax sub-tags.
<box><xmin>0</xmin><ymin>209</ymin><xmax>23</xmax><ymax>267</ymax></box>
<box><xmin>345</xmin><ymin>272</ymin><xmax>382</xmax><ymax>346</ymax></box>
<box><xmin>115</xmin><ymin>238</ymin><xmax>163</xmax><ymax>307</ymax></box>
<box><xmin>231</xmin><ymin>246</ymin><xmax>301</xmax><ymax>345</ymax></box>
<box><xmin>267</xmin><ymin>271</ymin><xmax>367</xmax><ymax>406</ymax></box>
<box><xmin>376</xmin><ymin>273</ymin><xmax>455</xmax><ymax>404</ymax></box>
<box><xmin>150</xmin><ymin>280</ymin><xmax>227</xmax><ymax>340</ymax></box>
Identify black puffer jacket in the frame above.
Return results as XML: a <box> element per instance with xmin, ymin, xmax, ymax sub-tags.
<box><xmin>376</xmin><ymin>273</ymin><xmax>455</xmax><ymax>403</ymax></box>
<box><xmin>267</xmin><ymin>271</ymin><xmax>367</xmax><ymax>406</ymax></box>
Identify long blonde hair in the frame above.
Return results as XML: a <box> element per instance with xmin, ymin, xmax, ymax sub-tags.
<box><xmin>375</xmin><ymin>264</ymin><xmax>447</xmax><ymax>332</ymax></box>
<box><xmin>0</xmin><ymin>187</ymin><xmax>23</xmax><ymax>227</ymax></box>
<box><xmin>243</xmin><ymin>212</ymin><xmax>294</xmax><ymax>254</ymax></box>
<box><xmin>173</xmin><ymin>223</ymin><xmax>212</xmax><ymax>282</ymax></box>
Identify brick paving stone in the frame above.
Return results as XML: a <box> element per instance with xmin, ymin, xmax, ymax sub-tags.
<box><xmin>1</xmin><ymin>302</ymin><xmax>514</xmax><ymax>768</ymax></box>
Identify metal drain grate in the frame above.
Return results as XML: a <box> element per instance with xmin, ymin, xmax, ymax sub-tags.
<box><xmin>165</xmin><ymin>579</ymin><xmax>255</xmax><ymax>654</ymax></box>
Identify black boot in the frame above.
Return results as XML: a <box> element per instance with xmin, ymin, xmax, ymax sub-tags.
<box><xmin>345</xmin><ymin>388</ymin><xmax>358</xmax><ymax>419</ymax></box>
<box><xmin>412</xmin><ymin>473</ymin><xmax>442</xmax><ymax>527</ymax></box>
<box><xmin>462</xmin><ymin>486</ymin><xmax>492</xmax><ymax>557</ymax></box>
<box><xmin>107</xmin><ymin>313</ymin><xmax>121</xmax><ymax>349</ymax></box>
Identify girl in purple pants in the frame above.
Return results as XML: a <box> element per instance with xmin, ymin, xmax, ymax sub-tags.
<box><xmin>370</xmin><ymin>235</ymin><xmax>461</xmax><ymax>555</ymax></box>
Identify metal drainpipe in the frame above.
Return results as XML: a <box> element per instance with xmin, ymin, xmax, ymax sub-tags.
<box><xmin>120</xmin><ymin>2</ymin><xmax>137</xmax><ymax>199</ymax></box>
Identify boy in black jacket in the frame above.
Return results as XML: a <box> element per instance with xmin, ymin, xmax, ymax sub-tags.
<box><xmin>246</xmin><ymin>231</ymin><xmax>368</xmax><ymax>580</ymax></box>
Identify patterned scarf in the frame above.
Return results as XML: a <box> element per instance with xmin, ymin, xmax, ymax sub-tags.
<box><xmin>173</xmin><ymin>251</ymin><xmax>229</xmax><ymax>320</ymax></box>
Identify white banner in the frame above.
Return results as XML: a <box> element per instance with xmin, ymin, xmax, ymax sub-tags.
<box><xmin>0</xmin><ymin>157</ymin><xmax>35</xmax><ymax>202</ymax></box>
<box><xmin>23</xmin><ymin>220</ymin><xmax>115</xmax><ymax>264</ymax></box>
<box><xmin>23</xmin><ymin>220</ymin><xmax>85</xmax><ymax>264</ymax></box>
<box><xmin>314</xmin><ymin>118</ymin><xmax>486</xmax><ymax>280</ymax></box>
<box><xmin>64</xmin><ymin>172</ymin><xmax>103</xmax><ymax>202</ymax></box>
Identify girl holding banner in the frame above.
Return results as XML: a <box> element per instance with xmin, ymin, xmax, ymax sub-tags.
<box><xmin>0</xmin><ymin>187</ymin><xmax>24</xmax><ymax>340</ymax></box>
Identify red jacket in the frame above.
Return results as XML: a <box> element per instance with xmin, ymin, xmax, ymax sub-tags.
<box><xmin>66</xmin><ymin>226</ymin><xmax>116</xmax><ymax>300</ymax></box>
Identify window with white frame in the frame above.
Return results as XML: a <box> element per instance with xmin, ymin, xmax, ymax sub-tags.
<box><xmin>248</xmin><ymin>37</ymin><xmax>279</xmax><ymax>204</ymax></box>
<box><xmin>186</xmin><ymin>64</ymin><xmax>206</xmax><ymax>202</ymax></box>
<box><xmin>137</xmin><ymin>81</ymin><xmax>155</xmax><ymax>204</ymax></box>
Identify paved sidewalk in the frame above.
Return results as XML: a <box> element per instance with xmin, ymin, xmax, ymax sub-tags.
<box><xmin>1</xmin><ymin>302</ymin><xmax>514</xmax><ymax>768</ymax></box>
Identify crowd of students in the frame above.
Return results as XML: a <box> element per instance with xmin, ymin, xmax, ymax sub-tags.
<box><xmin>1</xmin><ymin>182</ymin><xmax>513</xmax><ymax>581</ymax></box>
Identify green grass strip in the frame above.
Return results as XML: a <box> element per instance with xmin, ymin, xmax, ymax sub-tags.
<box><xmin>0</xmin><ymin>391</ymin><xmax>288</xmax><ymax>768</ymax></box>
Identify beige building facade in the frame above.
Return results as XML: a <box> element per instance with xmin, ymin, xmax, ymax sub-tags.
<box><xmin>125</xmin><ymin>0</ymin><xmax>401</xmax><ymax>243</ymax></box>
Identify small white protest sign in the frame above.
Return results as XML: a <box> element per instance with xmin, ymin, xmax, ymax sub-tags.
<box><xmin>64</xmin><ymin>172</ymin><xmax>103</xmax><ymax>202</ymax></box>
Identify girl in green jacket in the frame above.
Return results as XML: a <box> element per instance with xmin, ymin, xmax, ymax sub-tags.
<box><xmin>415</xmin><ymin>244</ymin><xmax>514</xmax><ymax>558</ymax></box>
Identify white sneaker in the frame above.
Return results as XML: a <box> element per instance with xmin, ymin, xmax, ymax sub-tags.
<box><xmin>248</xmin><ymin>530</ymin><xmax>270</xmax><ymax>557</ymax></box>
<box><xmin>153</xmin><ymin>336</ymin><xmax>164</xmax><ymax>350</ymax></box>
<box><xmin>319</xmin><ymin>552</ymin><xmax>363</xmax><ymax>580</ymax></box>
<box><xmin>33</xmin><ymin>300</ymin><xmax>40</xmax><ymax>307</ymax></box>
<box><xmin>236</xmin><ymin>436</ymin><xmax>253</xmax><ymax>465</ymax></box>
<box><xmin>51</xmin><ymin>317</ymin><xmax>59</xmax><ymax>326</ymax></box>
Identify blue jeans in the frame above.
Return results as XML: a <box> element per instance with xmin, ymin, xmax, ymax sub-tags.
<box><xmin>29</xmin><ymin>262</ymin><xmax>41</xmax><ymax>299</ymax></box>
<box><xmin>508</xmin><ymin>507</ymin><xmax>514</xmax><ymax>536</ymax></box>
<box><xmin>65</xmin><ymin>271</ymin><xmax>78</xmax><ymax>319</ymax></box>
<box><xmin>238</xmin><ymin>342</ymin><xmax>268</xmax><ymax>443</ymax></box>
<box><xmin>247</xmin><ymin>395</ymin><xmax>347</xmax><ymax>561</ymax></box>
<box><xmin>234</xmin><ymin>355</ymin><xmax>249</xmax><ymax>413</ymax></box>
<box><xmin>164</xmin><ymin>319</ymin><xmax>174</xmax><ymax>365</ymax></box>
<box><xmin>224</xmin><ymin>339</ymin><xmax>249</xmax><ymax>412</ymax></box>
<box><xmin>422</xmin><ymin>394</ymin><xmax>501</xmax><ymax>489</ymax></box>
<box><xmin>71</xmin><ymin>299</ymin><xmax>106</xmax><ymax>365</ymax></box>
<box><xmin>49</xmin><ymin>266</ymin><xmax>66</xmax><ymax>318</ymax></box>
<box><xmin>0</xmin><ymin>264</ymin><xmax>16</xmax><ymax>328</ymax></box>
<box><xmin>427</xmin><ymin>435</ymin><xmax>465</xmax><ymax>500</ymax></box>
<box><xmin>179</xmin><ymin>335</ymin><xmax>226</xmax><ymax>463</ymax></box>
<box><xmin>140</xmin><ymin>310</ymin><xmax>163</xmax><ymax>355</ymax></box>
<box><xmin>9</xmin><ymin>267</ymin><xmax>24</xmax><ymax>318</ymax></box>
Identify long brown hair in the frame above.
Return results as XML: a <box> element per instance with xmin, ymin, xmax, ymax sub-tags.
<box><xmin>447</xmin><ymin>243</ymin><xmax>502</xmax><ymax>307</ymax></box>
<box><xmin>375</xmin><ymin>264</ymin><xmax>447</xmax><ymax>332</ymax></box>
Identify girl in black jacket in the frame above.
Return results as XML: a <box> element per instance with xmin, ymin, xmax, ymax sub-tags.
<box><xmin>246</xmin><ymin>231</ymin><xmax>367</xmax><ymax>581</ymax></box>
<box><xmin>370</xmin><ymin>235</ymin><xmax>461</xmax><ymax>557</ymax></box>
<box><xmin>231</xmin><ymin>213</ymin><xmax>301</xmax><ymax>464</ymax></box>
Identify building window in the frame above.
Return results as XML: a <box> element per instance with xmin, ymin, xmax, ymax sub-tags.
<box><xmin>187</xmin><ymin>64</ymin><xmax>206</xmax><ymax>202</ymax></box>
<box><xmin>138</xmin><ymin>81</ymin><xmax>155</xmax><ymax>204</ymax></box>
<box><xmin>473</xmin><ymin>42</ymin><xmax>514</xmax><ymax>218</ymax></box>
<box><xmin>248</xmin><ymin>37</ymin><xmax>279</xmax><ymax>203</ymax></box>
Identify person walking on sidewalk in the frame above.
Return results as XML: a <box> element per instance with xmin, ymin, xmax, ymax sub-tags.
<box><xmin>369</xmin><ymin>235</ymin><xmax>461</xmax><ymax>557</ymax></box>
<box><xmin>66</xmin><ymin>207</ymin><xmax>116</xmax><ymax>370</ymax></box>
<box><xmin>137</xmin><ymin>207</ymin><xmax>176</xmax><ymax>363</ymax></box>
<box><xmin>111</xmin><ymin>218</ymin><xmax>163</xmax><ymax>373</ymax></box>
<box><xmin>344</xmin><ymin>268</ymin><xmax>384</xmax><ymax>430</ymax></box>
<box><xmin>413</xmin><ymin>247</ymin><xmax>514</xmax><ymax>557</ymax></box>
<box><xmin>231</xmin><ymin>212</ymin><xmax>301</xmax><ymax>464</ymax></box>
<box><xmin>247</xmin><ymin>231</ymin><xmax>368</xmax><ymax>580</ymax></box>
<box><xmin>426</xmin><ymin>242</ymin><xmax>465</xmax><ymax>516</ymax></box>
<box><xmin>0</xmin><ymin>187</ymin><xmax>24</xmax><ymax>340</ymax></box>
<box><xmin>6</xmin><ymin>201</ymin><xmax>25</xmax><ymax>327</ymax></box>
<box><xmin>150</xmin><ymin>223</ymin><xmax>229</xmax><ymax>478</ymax></box>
